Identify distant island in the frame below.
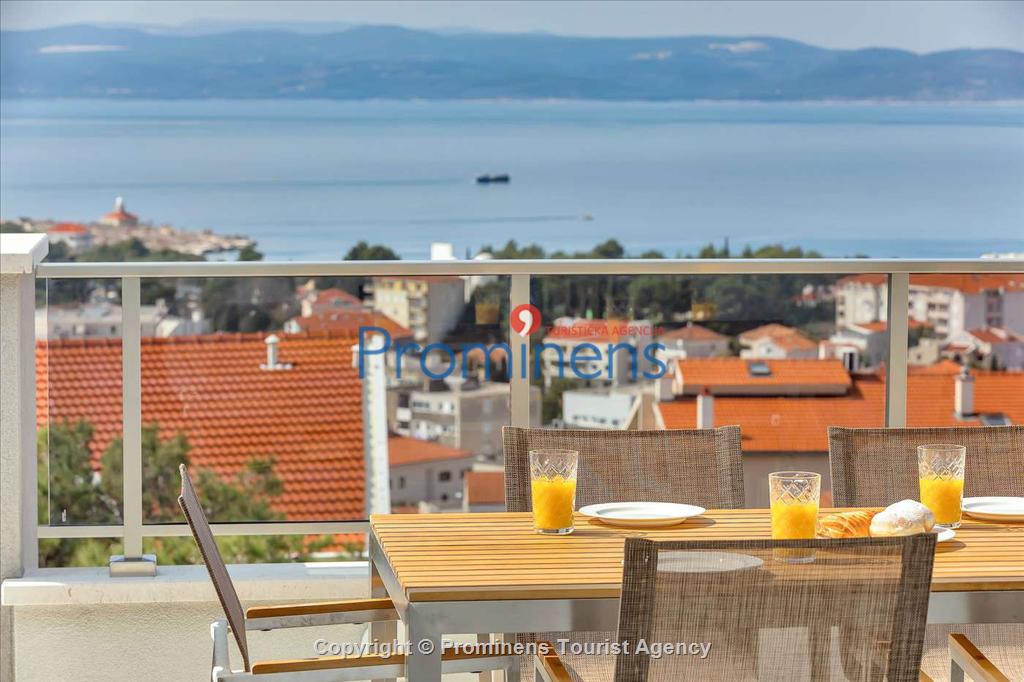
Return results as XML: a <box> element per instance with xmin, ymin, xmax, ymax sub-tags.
<box><xmin>1</xmin><ymin>24</ymin><xmax>1022</xmax><ymax>101</ymax></box>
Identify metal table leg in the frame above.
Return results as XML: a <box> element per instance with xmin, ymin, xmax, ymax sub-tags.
<box><xmin>406</xmin><ymin>605</ymin><xmax>443</xmax><ymax>682</ymax></box>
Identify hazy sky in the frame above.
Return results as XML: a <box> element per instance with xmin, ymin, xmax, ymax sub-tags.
<box><xmin>2</xmin><ymin>1</ymin><xmax>1022</xmax><ymax>53</ymax></box>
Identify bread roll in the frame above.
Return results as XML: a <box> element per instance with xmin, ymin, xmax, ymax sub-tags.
<box><xmin>869</xmin><ymin>500</ymin><xmax>936</xmax><ymax>537</ymax></box>
<box><xmin>819</xmin><ymin>510</ymin><xmax>875</xmax><ymax>538</ymax></box>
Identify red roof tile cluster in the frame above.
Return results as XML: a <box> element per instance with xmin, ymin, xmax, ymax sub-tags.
<box><xmin>36</xmin><ymin>333</ymin><xmax>366</xmax><ymax>520</ymax></box>
<box><xmin>658</xmin><ymin>323</ymin><xmax>727</xmax><ymax>343</ymax></box>
<box><xmin>839</xmin><ymin>273</ymin><xmax>1024</xmax><ymax>294</ymax></box>
<box><xmin>659</xmin><ymin>370</ymin><xmax>1024</xmax><ymax>452</ymax></box>
<box><xmin>389</xmin><ymin>436</ymin><xmax>472</xmax><ymax>467</ymax></box>
<box><xmin>464</xmin><ymin>471</ymin><xmax>505</xmax><ymax>506</ymax></box>
<box><xmin>287</xmin><ymin>310</ymin><xmax>411</xmax><ymax>338</ymax></box>
<box><xmin>677</xmin><ymin>358</ymin><xmax>852</xmax><ymax>393</ymax></box>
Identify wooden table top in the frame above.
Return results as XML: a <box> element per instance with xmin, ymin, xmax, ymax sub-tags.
<box><xmin>370</xmin><ymin>509</ymin><xmax>1024</xmax><ymax>602</ymax></box>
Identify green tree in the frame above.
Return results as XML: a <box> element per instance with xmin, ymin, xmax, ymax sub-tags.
<box><xmin>344</xmin><ymin>241</ymin><xmax>400</xmax><ymax>261</ymax></box>
<box><xmin>38</xmin><ymin>421</ymin><xmax>336</xmax><ymax>567</ymax></box>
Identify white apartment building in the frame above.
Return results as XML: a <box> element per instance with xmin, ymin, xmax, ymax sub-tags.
<box><xmin>835</xmin><ymin>273</ymin><xmax>1024</xmax><ymax>339</ymax></box>
<box><xmin>539</xmin><ymin>318</ymin><xmax>656</xmax><ymax>388</ymax></box>
<box><xmin>945</xmin><ymin>327</ymin><xmax>1024</xmax><ymax>371</ymax></box>
<box><xmin>392</xmin><ymin>379</ymin><xmax>541</xmax><ymax>461</ymax></box>
<box><xmin>370</xmin><ymin>275</ymin><xmax>465</xmax><ymax>344</ymax></box>
<box><xmin>388</xmin><ymin>435</ymin><xmax>481</xmax><ymax>510</ymax></box>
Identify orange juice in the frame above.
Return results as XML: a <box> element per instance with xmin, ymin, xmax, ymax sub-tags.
<box><xmin>770</xmin><ymin>500</ymin><xmax>819</xmax><ymax>539</ymax></box>
<box><xmin>919</xmin><ymin>475</ymin><xmax>964</xmax><ymax>525</ymax></box>
<box><xmin>531</xmin><ymin>476</ymin><xmax>576</xmax><ymax>531</ymax></box>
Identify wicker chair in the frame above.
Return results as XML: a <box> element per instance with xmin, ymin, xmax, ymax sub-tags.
<box><xmin>177</xmin><ymin>465</ymin><xmax>515</xmax><ymax>681</ymax></box>
<box><xmin>828</xmin><ymin>426</ymin><xmax>1024</xmax><ymax>682</ymax></box>
<box><xmin>537</xmin><ymin>536</ymin><xmax>937</xmax><ymax>681</ymax></box>
<box><xmin>502</xmin><ymin>426</ymin><xmax>744</xmax><ymax>681</ymax></box>
<box><xmin>503</xmin><ymin>426</ymin><xmax>745</xmax><ymax>513</ymax></box>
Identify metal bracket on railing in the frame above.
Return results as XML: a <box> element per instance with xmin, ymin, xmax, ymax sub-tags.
<box><xmin>109</xmin><ymin>553</ymin><xmax>158</xmax><ymax>577</ymax></box>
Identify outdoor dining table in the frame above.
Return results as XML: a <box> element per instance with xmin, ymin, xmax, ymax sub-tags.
<box><xmin>368</xmin><ymin>509</ymin><xmax>1024</xmax><ymax>682</ymax></box>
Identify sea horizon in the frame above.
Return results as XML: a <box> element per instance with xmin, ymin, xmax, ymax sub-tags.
<box><xmin>3</xmin><ymin>98</ymin><xmax>1022</xmax><ymax>260</ymax></box>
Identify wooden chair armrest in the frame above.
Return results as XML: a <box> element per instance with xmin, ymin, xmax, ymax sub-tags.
<box><xmin>948</xmin><ymin>633</ymin><xmax>1010</xmax><ymax>682</ymax></box>
<box><xmin>245</xmin><ymin>597</ymin><xmax>395</xmax><ymax>619</ymax></box>
<box><xmin>536</xmin><ymin>641</ymin><xmax>573</xmax><ymax>682</ymax></box>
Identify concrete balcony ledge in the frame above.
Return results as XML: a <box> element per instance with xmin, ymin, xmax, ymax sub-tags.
<box><xmin>0</xmin><ymin>233</ymin><xmax>48</xmax><ymax>273</ymax></box>
<box><xmin>1</xmin><ymin>560</ymin><xmax>368</xmax><ymax>607</ymax></box>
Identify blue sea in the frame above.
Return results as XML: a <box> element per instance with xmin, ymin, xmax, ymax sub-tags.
<box><xmin>1</xmin><ymin>99</ymin><xmax>1022</xmax><ymax>260</ymax></box>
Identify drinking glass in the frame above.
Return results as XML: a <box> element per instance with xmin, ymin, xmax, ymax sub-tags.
<box><xmin>769</xmin><ymin>471</ymin><xmax>821</xmax><ymax>563</ymax></box>
<box><xmin>529</xmin><ymin>449</ymin><xmax>578</xmax><ymax>535</ymax></box>
<box><xmin>918</xmin><ymin>444</ymin><xmax>966</xmax><ymax>529</ymax></box>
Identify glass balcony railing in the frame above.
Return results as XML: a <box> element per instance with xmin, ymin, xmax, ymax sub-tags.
<box><xmin>8</xmin><ymin>250</ymin><xmax>1021</xmax><ymax>567</ymax></box>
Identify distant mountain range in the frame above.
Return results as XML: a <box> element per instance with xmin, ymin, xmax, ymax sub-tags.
<box><xmin>2</xmin><ymin>24</ymin><xmax>1022</xmax><ymax>101</ymax></box>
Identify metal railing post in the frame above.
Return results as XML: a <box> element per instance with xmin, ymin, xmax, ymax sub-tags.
<box><xmin>885</xmin><ymin>273</ymin><xmax>910</xmax><ymax>427</ymax></box>
<box><xmin>509</xmin><ymin>274</ymin><xmax>532</xmax><ymax>427</ymax></box>
<box><xmin>109</xmin><ymin>276</ymin><xmax>156</xmax><ymax>576</ymax></box>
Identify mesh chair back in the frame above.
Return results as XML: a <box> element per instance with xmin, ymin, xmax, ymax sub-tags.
<box><xmin>615</xmin><ymin>536</ymin><xmax>935</xmax><ymax>682</ymax></box>
<box><xmin>502</xmin><ymin>426</ymin><xmax>744</xmax><ymax>511</ymax></box>
<box><xmin>178</xmin><ymin>464</ymin><xmax>250</xmax><ymax>671</ymax></box>
<box><xmin>828</xmin><ymin>425</ymin><xmax>1024</xmax><ymax>506</ymax></box>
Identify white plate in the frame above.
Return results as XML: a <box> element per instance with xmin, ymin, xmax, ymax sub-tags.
<box><xmin>934</xmin><ymin>528</ymin><xmax>955</xmax><ymax>543</ymax></box>
<box><xmin>658</xmin><ymin>551</ymin><xmax>764</xmax><ymax>573</ymax></box>
<box><xmin>963</xmin><ymin>497</ymin><xmax>1024</xmax><ymax>522</ymax></box>
<box><xmin>579</xmin><ymin>502</ymin><xmax>705</xmax><ymax>528</ymax></box>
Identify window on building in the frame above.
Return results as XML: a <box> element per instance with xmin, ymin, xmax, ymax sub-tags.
<box><xmin>438</xmin><ymin>471</ymin><xmax>452</xmax><ymax>482</ymax></box>
<box><xmin>399</xmin><ymin>476</ymin><xmax>406</xmax><ymax>489</ymax></box>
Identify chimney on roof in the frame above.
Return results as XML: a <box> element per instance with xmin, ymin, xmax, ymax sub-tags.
<box><xmin>261</xmin><ymin>334</ymin><xmax>292</xmax><ymax>371</ymax></box>
<box><xmin>955</xmin><ymin>365</ymin><xmax>975</xmax><ymax>418</ymax></box>
<box><xmin>697</xmin><ymin>389</ymin><xmax>715</xmax><ymax>429</ymax></box>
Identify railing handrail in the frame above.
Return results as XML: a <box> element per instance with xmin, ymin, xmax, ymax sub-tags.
<box><xmin>35</xmin><ymin>256</ymin><xmax>1023</xmax><ymax>278</ymax></box>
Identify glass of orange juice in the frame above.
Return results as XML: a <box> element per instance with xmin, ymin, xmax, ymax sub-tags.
<box><xmin>769</xmin><ymin>471</ymin><xmax>820</xmax><ymax>563</ymax></box>
<box><xmin>529</xmin><ymin>449</ymin><xmax>578</xmax><ymax>535</ymax></box>
<box><xmin>918</xmin><ymin>444</ymin><xmax>966</xmax><ymax>529</ymax></box>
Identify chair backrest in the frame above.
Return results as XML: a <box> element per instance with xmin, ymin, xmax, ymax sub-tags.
<box><xmin>614</xmin><ymin>535</ymin><xmax>935</xmax><ymax>682</ymax></box>
<box><xmin>828</xmin><ymin>425</ymin><xmax>1024</xmax><ymax>507</ymax></box>
<box><xmin>502</xmin><ymin>426</ymin><xmax>744</xmax><ymax>511</ymax></box>
<box><xmin>178</xmin><ymin>464</ymin><xmax>250</xmax><ymax>672</ymax></box>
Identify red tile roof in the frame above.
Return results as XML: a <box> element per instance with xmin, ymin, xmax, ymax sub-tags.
<box><xmin>739</xmin><ymin>324</ymin><xmax>818</xmax><ymax>351</ymax></box>
<box><xmin>388</xmin><ymin>436</ymin><xmax>472</xmax><ymax>467</ymax></box>
<box><xmin>676</xmin><ymin>358</ymin><xmax>852</xmax><ymax>394</ymax></box>
<box><xmin>853</xmin><ymin>320</ymin><xmax>929</xmax><ymax>333</ymax></box>
<box><xmin>36</xmin><ymin>333</ymin><xmax>366</xmax><ymax>521</ymax></box>
<box><xmin>658</xmin><ymin>323</ymin><xmax>727</xmax><ymax>343</ymax></box>
<box><xmin>659</xmin><ymin>370</ymin><xmax>1024</xmax><ymax>452</ymax></box>
<box><xmin>464</xmin><ymin>471</ymin><xmax>505</xmax><ymax>506</ymax></box>
<box><xmin>839</xmin><ymin>273</ymin><xmax>1024</xmax><ymax>294</ymax></box>
<box><xmin>313</xmin><ymin>288</ymin><xmax>363</xmax><ymax>307</ymax></box>
<box><xmin>48</xmin><ymin>222</ymin><xmax>89</xmax><ymax>234</ymax></box>
<box><xmin>287</xmin><ymin>311</ymin><xmax>411</xmax><ymax>338</ymax></box>
<box><xmin>908</xmin><ymin>359</ymin><xmax>963</xmax><ymax>375</ymax></box>
<box><xmin>967</xmin><ymin>327</ymin><xmax>1023</xmax><ymax>344</ymax></box>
